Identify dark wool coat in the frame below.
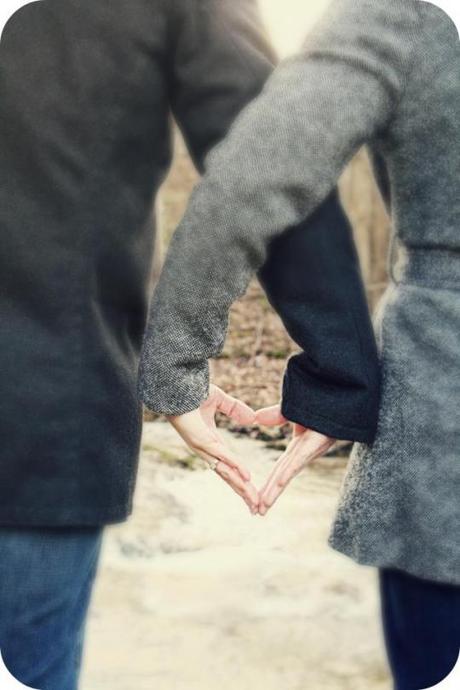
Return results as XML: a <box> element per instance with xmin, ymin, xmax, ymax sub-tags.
<box><xmin>0</xmin><ymin>0</ymin><xmax>380</xmax><ymax>526</ymax></box>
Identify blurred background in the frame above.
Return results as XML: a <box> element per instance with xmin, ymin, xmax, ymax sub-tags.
<box><xmin>82</xmin><ymin>2</ymin><xmax>392</xmax><ymax>688</ymax></box>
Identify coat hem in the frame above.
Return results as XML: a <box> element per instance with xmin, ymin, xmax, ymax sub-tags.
<box><xmin>0</xmin><ymin>503</ymin><xmax>133</xmax><ymax>528</ymax></box>
<box><xmin>329</xmin><ymin>540</ymin><xmax>460</xmax><ymax>587</ymax></box>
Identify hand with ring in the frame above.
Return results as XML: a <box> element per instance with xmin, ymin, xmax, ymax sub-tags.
<box><xmin>166</xmin><ymin>385</ymin><xmax>260</xmax><ymax>514</ymax></box>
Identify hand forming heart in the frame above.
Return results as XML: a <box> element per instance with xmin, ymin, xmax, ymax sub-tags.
<box><xmin>167</xmin><ymin>385</ymin><xmax>335</xmax><ymax>515</ymax></box>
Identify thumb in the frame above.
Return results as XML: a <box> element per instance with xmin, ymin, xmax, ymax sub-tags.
<box><xmin>254</xmin><ymin>404</ymin><xmax>288</xmax><ymax>427</ymax></box>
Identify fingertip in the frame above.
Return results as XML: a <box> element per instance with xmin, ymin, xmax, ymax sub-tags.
<box><xmin>236</xmin><ymin>407</ymin><xmax>257</xmax><ymax>426</ymax></box>
<box><xmin>254</xmin><ymin>405</ymin><xmax>286</xmax><ymax>427</ymax></box>
<box><xmin>263</xmin><ymin>495</ymin><xmax>273</xmax><ymax>509</ymax></box>
<box><xmin>253</xmin><ymin>409</ymin><xmax>268</xmax><ymax>425</ymax></box>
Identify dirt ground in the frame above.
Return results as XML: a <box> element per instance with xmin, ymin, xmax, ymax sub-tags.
<box><xmin>81</xmin><ymin>421</ymin><xmax>391</xmax><ymax>690</ymax></box>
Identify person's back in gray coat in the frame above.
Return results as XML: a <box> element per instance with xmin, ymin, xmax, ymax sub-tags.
<box><xmin>139</xmin><ymin>0</ymin><xmax>460</xmax><ymax>585</ymax></box>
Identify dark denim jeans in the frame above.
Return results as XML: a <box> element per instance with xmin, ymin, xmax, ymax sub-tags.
<box><xmin>380</xmin><ymin>568</ymin><xmax>460</xmax><ymax>689</ymax></box>
<box><xmin>0</xmin><ymin>527</ymin><xmax>103</xmax><ymax>690</ymax></box>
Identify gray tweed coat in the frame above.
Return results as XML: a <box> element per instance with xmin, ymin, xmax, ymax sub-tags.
<box><xmin>138</xmin><ymin>0</ymin><xmax>460</xmax><ymax>585</ymax></box>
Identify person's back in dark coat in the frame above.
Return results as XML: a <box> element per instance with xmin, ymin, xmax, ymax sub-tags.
<box><xmin>0</xmin><ymin>2</ymin><xmax>380</xmax><ymax>687</ymax></box>
<box><xmin>0</xmin><ymin>0</ymin><xmax>379</xmax><ymax>527</ymax></box>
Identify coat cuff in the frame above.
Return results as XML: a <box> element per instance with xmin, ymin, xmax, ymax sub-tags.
<box><xmin>137</xmin><ymin>358</ymin><xmax>210</xmax><ymax>417</ymax></box>
<box><xmin>280</xmin><ymin>356</ymin><xmax>379</xmax><ymax>445</ymax></box>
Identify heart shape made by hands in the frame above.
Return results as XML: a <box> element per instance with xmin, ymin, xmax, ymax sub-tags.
<box><xmin>169</xmin><ymin>385</ymin><xmax>335</xmax><ymax>516</ymax></box>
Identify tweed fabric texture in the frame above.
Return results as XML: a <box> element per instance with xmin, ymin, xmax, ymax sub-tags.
<box><xmin>138</xmin><ymin>0</ymin><xmax>460</xmax><ymax>582</ymax></box>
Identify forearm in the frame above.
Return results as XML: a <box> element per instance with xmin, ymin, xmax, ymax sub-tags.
<box><xmin>138</xmin><ymin>60</ymin><xmax>388</xmax><ymax>415</ymax></box>
<box><xmin>259</xmin><ymin>191</ymin><xmax>381</xmax><ymax>443</ymax></box>
<box><xmin>138</xmin><ymin>0</ymin><xmax>419</xmax><ymax>426</ymax></box>
<box><xmin>166</xmin><ymin>0</ymin><xmax>380</xmax><ymax>442</ymax></box>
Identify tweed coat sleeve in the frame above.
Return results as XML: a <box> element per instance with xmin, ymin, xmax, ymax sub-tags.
<box><xmin>165</xmin><ymin>0</ymin><xmax>382</xmax><ymax>443</ymax></box>
<box><xmin>138</xmin><ymin>0</ymin><xmax>417</xmax><ymax>435</ymax></box>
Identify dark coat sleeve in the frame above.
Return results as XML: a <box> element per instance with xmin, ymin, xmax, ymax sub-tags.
<box><xmin>141</xmin><ymin>0</ymin><xmax>384</xmax><ymax>443</ymax></box>
<box><xmin>258</xmin><ymin>191</ymin><xmax>380</xmax><ymax>442</ymax></box>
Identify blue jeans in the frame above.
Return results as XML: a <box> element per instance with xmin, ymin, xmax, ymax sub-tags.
<box><xmin>0</xmin><ymin>527</ymin><xmax>103</xmax><ymax>690</ymax></box>
<box><xmin>380</xmin><ymin>568</ymin><xmax>460</xmax><ymax>689</ymax></box>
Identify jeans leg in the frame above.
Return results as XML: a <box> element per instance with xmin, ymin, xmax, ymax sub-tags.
<box><xmin>379</xmin><ymin>568</ymin><xmax>460</xmax><ymax>690</ymax></box>
<box><xmin>0</xmin><ymin>526</ymin><xmax>103</xmax><ymax>690</ymax></box>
